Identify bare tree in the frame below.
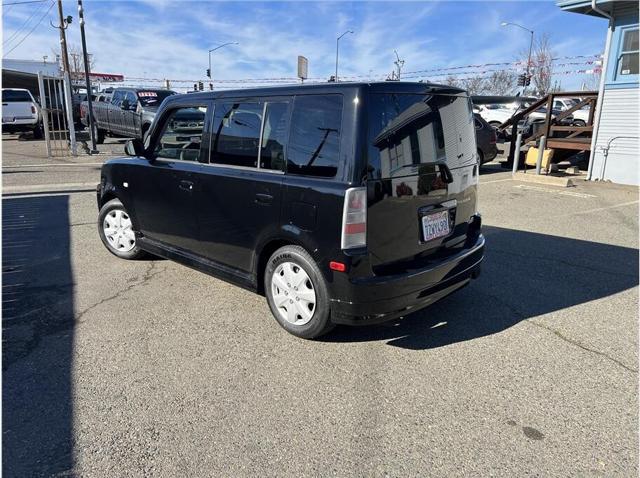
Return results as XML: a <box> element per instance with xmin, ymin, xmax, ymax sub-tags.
<box><xmin>485</xmin><ymin>70</ymin><xmax>517</xmax><ymax>95</ymax></box>
<box><xmin>460</xmin><ymin>75</ymin><xmax>488</xmax><ymax>95</ymax></box>
<box><xmin>581</xmin><ymin>70</ymin><xmax>601</xmax><ymax>91</ymax></box>
<box><xmin>444</xmin><ymin>75</ymin><xmax>460</xmax><ymax>87</ymax></box>
<box><xmin>51</xmin><ymin>44</ymin><xmax>96</xmax><ymax>80</ymax></box>
<box><xmin>525</xmin><ymin>33</ymin><xmax>554</xmax><ymax>96</ymax></box>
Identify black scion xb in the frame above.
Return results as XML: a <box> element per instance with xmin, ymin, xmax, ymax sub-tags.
<box><xmin>97</xmin><ymin>82</ymin><xmax>485</xmax><ymax>338</ymax></box>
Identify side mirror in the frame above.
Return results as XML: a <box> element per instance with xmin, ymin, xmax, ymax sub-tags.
<box><xmin>121</xmin><ymin>99</ymin><xmax>131</xmax><ymax>110</ymax></box>
<box><xmin>124</xmin><ymin>139</ymin><xmax>144</xmax><ymax>156</ymax></box>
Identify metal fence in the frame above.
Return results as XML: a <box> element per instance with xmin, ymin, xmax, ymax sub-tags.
<box><xmin>37</xmin><ymin>71</ymin><xmax>77</xmax><ymax>157</ymax></box>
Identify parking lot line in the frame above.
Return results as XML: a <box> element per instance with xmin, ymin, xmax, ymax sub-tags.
<box><xmin>553</xmin><ymin>200</ymin><xmax>639</xmax><ymax>217</ymax></box>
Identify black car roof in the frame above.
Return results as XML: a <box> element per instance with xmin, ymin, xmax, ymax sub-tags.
<box><xmin>165</xmin><ymin>81</ymin><xmax>466</xmax><ymax>104</ymax></box>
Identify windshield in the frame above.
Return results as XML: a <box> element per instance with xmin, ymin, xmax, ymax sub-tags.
<box><xmin>2</xmin><ymin>90</ymin><xmax>32</xmax><ymax>102</ymax></box>
<box><xmin>137</xmin><ymin>90</ymin><xmax>176</xmax><ymax>107</ymax></box>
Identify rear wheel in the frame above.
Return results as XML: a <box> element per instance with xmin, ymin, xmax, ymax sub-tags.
<box><xmin>573</xmin><ymin>119</ymin><xmax>586</xmax><ymax>127</ymax></box>
<box><xmin>265</xmin><ymin>245</ymin><xmax>334</xmax><ymax>339</ymax></box>
<box><xmin>98</xmin><ymin>198</ymin><xmax>145</xmax><ymax>260</ymax></box>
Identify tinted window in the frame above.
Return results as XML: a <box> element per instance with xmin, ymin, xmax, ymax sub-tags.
<box><xmin>287</xmin><ymin>95</ymin><xmax>342</xmax><ymax>177</ymax></box>
<box><xmin>260</xmin><ymin>101</ymin><xmax>289</xmax><ymax>171</ymax></box>
<box><xmin>368</xmin><ymin>94</ymin><xmax>447</xmax><ymax>179</ymax></box>
<box><xmin>124</xmin><ymin>91</ymin><xmax>137</xmax><ymax>107</ymax></box>
<box><xmin>153</xmin><ymin>106</ymin><xmax>207</xmax><ymax>162</ymax></box>
<box><xmin>211</xmin><ymin>102</ymin><xmax>263</xmax><ymax>168</ymax></box>
<box><xmin>2</xmin><ymin>90</ymin><xmax>32</xmax><ymax>102</ymax></box>
<box><xmin>137</xmin><ymin>90</ymin><xmax>176</xmax><ymax>107</ymax></box>
<box><xmin>111</xmin><ymin>90</ymin><xmax>124</xmax><ymax>106</ymax></box>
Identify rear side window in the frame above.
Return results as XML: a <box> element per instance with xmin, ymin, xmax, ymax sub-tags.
<box><xmin>211</xmin><ymin>102</ymin><xmax>263</xmax><ymax>168</ymax></box>
<box><xmin>2</xmin><ymin>90</ymin><xmax>32</xmax><ymax>102</ymax></box>
<box><xmin>287</xmin><ymin>95</ymin><xmax>342</xmax><ymax>178</ymax></box>
<box><xmin>260</xmin><ymin>101</ymin><xmax>289</xmax><ymax>171</ymax></box>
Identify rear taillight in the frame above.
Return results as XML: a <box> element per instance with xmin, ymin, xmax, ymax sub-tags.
<box><xmin>341</xmin><ymin>187</ymin><xmax>367</xmax><ymax>250</ymax></box>
<box><xmin>30</xmin><ymin>105</ymin><xmax>36</xmax><ymax>114</ymax></box>
<box><xmin>490</xmin><ymin>130</ymin><xmax>497</xmax><ymax>144</ymax></box>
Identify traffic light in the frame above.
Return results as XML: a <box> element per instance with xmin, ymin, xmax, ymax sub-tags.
<box><xmin>206</xmin><ymin>68</ymin><xmax>211</xmax><ymax>78</ymax></box>
<box><xmin>198</xmin><ymin>81</ymin><xmax>204</xmax><ymax>91</ymax></box>
<box><xmin>518</xmin><ymin>74</ymin><xmax>532</xmax><ymax>87</ymax></box>
<box><xmin>517</xmin><ymin>74</ymin><xmax>526</xmax><ymax>86</ymax></box>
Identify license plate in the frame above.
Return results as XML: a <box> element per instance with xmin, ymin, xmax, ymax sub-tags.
<box><xmin>422</xmin><ymin>210</ymin><xmax>450</xmax><ymax>242</ymax></box>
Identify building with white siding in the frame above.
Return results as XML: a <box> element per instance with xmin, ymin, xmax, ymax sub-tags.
<box><xmin>558</xmin><ymin>1</ymin><xmax>639</xmax><ymax>185</ymax></box>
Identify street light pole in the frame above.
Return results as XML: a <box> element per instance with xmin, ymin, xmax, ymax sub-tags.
<box><xmin>78</xmin><ymin>0</ymin><xmax>97</xmax><ymax>153</ymax></box>
<box><xmin>501</xmin><ymin>21</ymin><xmax>534</xmax><ymax>95</ymax></box>
<box><xmin>208</xmin><ymin>41</ymin><xmax>239</xmax><ymax>85</ymax></box>
<box><xmin>335</xmin><ymin>30</ymin><xmax>353</xmax><ymax>82</ymax></box>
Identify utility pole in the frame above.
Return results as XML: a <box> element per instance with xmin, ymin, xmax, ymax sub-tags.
<box><xmin>55</xmin><ymin>0</ymin><xmax>71</xmax><ymax>75</ymax></box>
<box><xmin>78</xmin><ymin>0</ymin><xmax>98</xmax><ymax>153</ymax></box>
<box><xmin>393</xmin><ymin>50</ymin><xmax>405</xmax><ymax>81</ymax></box>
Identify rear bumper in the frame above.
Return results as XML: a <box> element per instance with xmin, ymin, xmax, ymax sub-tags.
<box><xmin>330</xmin><ymin>234</ymin><xmax>485</xmax><ymax>325</ymax></box>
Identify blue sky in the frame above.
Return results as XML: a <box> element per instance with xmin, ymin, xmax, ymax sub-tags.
<box><xmin>3</xmin><ymin>0</ymin><xmax>607</xmax><ymax>92</ymax></box>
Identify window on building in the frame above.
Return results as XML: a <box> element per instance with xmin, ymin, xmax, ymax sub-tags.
<box><xmin>287</xmin><ymin>95</ymin><xmax>342</xmax><ymax>177</ymax></box>
<box><xmin>211</xmin><ymin>102</ymin><xmax>263</xmax><ymax>168</ymax></box>
<box><xmin>153</xmin><ymin>106</ymin><xmax>207</xmax><ymax>162</ymax></box>
<box><xmin>618</xmin><ymin>28</ymin><xmax>639</xmax><ymax>78</ymax></box>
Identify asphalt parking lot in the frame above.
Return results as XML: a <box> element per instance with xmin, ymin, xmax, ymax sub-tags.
<box><xmin>3</xmin><ymin>135</ymin><xmax>638</xmax><ymax>477</ymax></box>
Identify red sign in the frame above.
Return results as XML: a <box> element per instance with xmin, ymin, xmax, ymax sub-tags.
<box><xmin>71</xmin><ymin>72</ymin><xmax>124</xmax><ymax>82</ymax></box>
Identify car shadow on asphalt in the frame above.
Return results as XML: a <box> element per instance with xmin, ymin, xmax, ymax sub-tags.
<box><xmin>321</xmin><ymin>225</ymin><xmax>639</xmax><ymax>350</ymax></box>
<box><xmin>2</xmin><ymin>195</ymin><xmax>75</xmax><ymax>477</ymax></box>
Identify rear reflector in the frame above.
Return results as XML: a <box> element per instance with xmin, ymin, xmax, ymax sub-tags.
<box><xmin>329</xmin><ymin>261</ymin><xmax>346</xmax><ymax>272</ymax></box>
<box><xmin>341</xmin><ymin>187</ymin><xmax>367</xmax><ymax>250</ymax></box>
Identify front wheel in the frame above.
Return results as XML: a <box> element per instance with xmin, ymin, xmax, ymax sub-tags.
<box><xmin>265</xmin><ymin>245</ymin><xmax>334</xmax><ymax>339</ymax></box>
<box><xmin>98</xmin><ymin>198</ymin><xmax>145</xmax><ymax>260</ymax></box>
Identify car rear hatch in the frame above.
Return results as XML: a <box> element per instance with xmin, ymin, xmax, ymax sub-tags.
<box><xmin>364</xmin><ymin>90</ymin><xmax>479</xmax><ymax>276</ymax></box>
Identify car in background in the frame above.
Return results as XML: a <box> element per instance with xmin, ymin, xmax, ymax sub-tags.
<box><xmin>553</xmin><ymin>97</ymin><xmax>590</xmax><ymax>126</ymax></box>
<box><xmin>2</xmin><ymin>88</ymin><xmax>42</xmax><ymax>137</ymax></box>
<box><xmin>80</xmin><ymin>87</ymin><xmax>176</xmax><ymax>143</ymax></box>
<box><xmin>474</xmin><ymin>113</ymin><xmax>498</xmax><ymax>165</ymax></box>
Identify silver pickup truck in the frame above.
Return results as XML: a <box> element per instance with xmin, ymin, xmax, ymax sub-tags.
<box><xmin>81</xmin><ymin>87</ymin><xmax>176</xmax><ymax>143</ymax></box>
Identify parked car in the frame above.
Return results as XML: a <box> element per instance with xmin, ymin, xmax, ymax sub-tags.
<box><xmin>474</xmin><ymin>113</ymin><xmax>498</xmax><ymax>165</ymax></box>
<box><xmin>2</xmin><ymin>88</ymin><xmax>42</xmax><ymax>137</ymax></box>
<box><xmin>72</xmin><ymin>92</ymin><xmax>96</xmax><ymax>126</ymax></box>
<box><xmin>96</xmin><ymin>82</ymin><xmax>485</xmax><ymax>339</ymax></box>
<box><xmin>552</xmin><ymin>97</ymin><xmax>590</xmax><ymax>126</ymax></box>
<box><xmin>81</xmin><ymin>87</ymin><xmax>176</xmax><ymax>143</ymax></box>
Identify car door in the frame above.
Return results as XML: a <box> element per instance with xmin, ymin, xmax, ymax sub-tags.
<box><xmin>128</xmin><ymin>102</ymin><xmax>210</xmax><ymax>252</ymax></box>
<box><xmin>108</xmin><ymin>90</ymin><xmax>124</xmax><ymax>135</ymax></box>
<box><xmin>195</xmin><ymin>98</ymin><xmax>287</xmax><ymax>274</ymax></box>
<box><xmin>122</xmin><ymin>91</ymin><xmax>139</xmax><ymax>137</ymax></box>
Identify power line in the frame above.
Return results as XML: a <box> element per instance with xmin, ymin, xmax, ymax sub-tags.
<box><xmin>3</xmin><ymin>0</ymin><xmax>51</xmax><ymax>46</ymax></box>
<box><xmin>3</xmin><ymin>1</ymin><xmax>54</xmax><ymax>58</ymax></box>
<box><xmin>2</xmin><ymin>0</ymin><xmax>47</xmax><ymax>5</ymax></box>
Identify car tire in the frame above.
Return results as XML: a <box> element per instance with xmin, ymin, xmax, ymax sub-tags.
<box><xmin>92</xmin><ymin>122</ymin><xmax>105</xmax><ymax>144</ymax></box>
<box><xmin>98</xmin><ymin>198</ymin><xmax>145</xmax><ymax>260</ymax></box>
<box><xmin>265</xmin><ymin>245</ymin><xmax>335</xmax><ymax>339</ymax></box>
<box><xmin>573</xmin><ymin>119</ymin><xmax>586</xmax><ymax>127</ymax></box>
<box><xmin>32</xmin><ymin>124</ymin><xmax>43</xmax><ymax>139</ymax></box>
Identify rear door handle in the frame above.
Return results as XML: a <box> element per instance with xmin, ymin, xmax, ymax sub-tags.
<box><xmin>255</xmin><ymin>193</ymin><xmax>273</xmax><ymax>205</ymax></box>
<box><xmin>179</xmin><ymin>180</ymin><xmax>194</xmax><ymax>192</ymax></box>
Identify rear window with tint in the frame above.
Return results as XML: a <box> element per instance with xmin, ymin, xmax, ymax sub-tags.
<box><xmin>368</xmin><ymin>94</ymin><xmax>475</xmax><ymax>179</ymax></box>
<box><xmin>2</xmin><ymin>90</ymin><xmax>32</xmax><ymax>102</ymax></box>
<box><xmin>287</xmin><ymin>94</ymin><xmax>343</xmax><ymax>178</ymax></box>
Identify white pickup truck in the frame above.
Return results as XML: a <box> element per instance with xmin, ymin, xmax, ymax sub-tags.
<box><xmin>2</xmin><ymin>88</ymin><xmax>42</xmax><ymax>137</ymax></box>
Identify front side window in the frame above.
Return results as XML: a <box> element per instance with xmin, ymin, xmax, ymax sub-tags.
<box><xmin>153</xmin><ymin>106</ymin><xmax>207</xmax><ymax>162</ymax></box>
<box><xmin>211</xmin><ymin>102</ymin><xmax>263</xmax><ymax>168</ymax></box>
<box><xmin>618</xmin><ymin>28</ymin><xmax>639</xmax><ymax>78</ymax></box>
<box><xmin>287</xmin><ymin>95</ymin><xmax>342</xmax><ymax>177</ymax></box>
